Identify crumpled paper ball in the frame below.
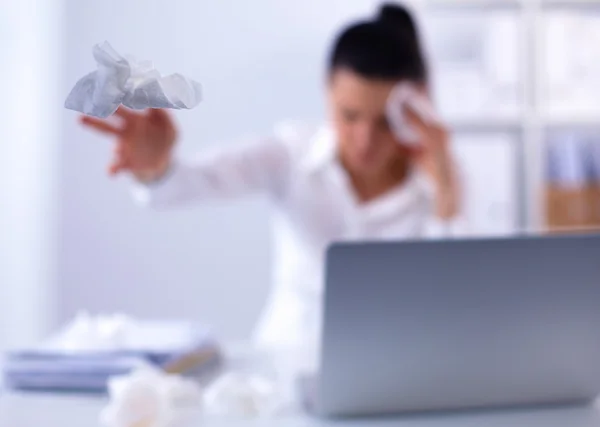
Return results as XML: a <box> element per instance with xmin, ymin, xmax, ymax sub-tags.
<box><xmin>100</xmin><ymin>365</ymin><xmax>203</xmax><ymax>427</ymax></box>
<box><xmin>65</xmin><ymin>41</ymin><xmax>202</xmax><ymax>118</ymax></box>
<box><xmin>202</xmin><ymin>372</ymin><xmax>286</xmax><ymax>418</ymax></box>
<box><xmin>99</xmin><ymin>347</ymin><xmax>299</xmax><ymax>427</ymax></box>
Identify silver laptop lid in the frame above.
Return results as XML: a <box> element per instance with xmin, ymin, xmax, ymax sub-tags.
<box><xmin>317</xmin><ymin>234</ymin><xmax>600</xmax><ymax>417</ymax></box>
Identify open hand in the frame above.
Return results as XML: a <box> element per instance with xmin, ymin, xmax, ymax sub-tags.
<box><xmin>79</xmin><ymin>107</ymin><xmax>178</xmax><ymax>182</ymax></box>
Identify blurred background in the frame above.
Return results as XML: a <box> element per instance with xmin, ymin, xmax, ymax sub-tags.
<box><xmin>2</xmin><ymin>0</ymin><xmax>600</xmax><ymax>349</ymax></box>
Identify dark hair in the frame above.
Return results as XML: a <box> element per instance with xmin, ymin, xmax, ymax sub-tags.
<box><xmin>328</xmin><ymin>2</ymin><xmax>427</xmax><ymax>83</ymax></box>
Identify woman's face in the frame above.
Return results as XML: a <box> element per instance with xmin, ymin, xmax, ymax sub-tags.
<box><xmin>328</xmin><ymin>69</ymin><xmax>410</xmax><ymax>176</ymax></box>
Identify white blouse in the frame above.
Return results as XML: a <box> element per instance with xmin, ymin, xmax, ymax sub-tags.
<box><xmin>131</xmin><ymin>121</ymin><xmax>467</xmax><ymax>361</ymax></box>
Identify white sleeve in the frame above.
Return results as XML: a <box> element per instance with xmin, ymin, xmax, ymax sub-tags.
<box><xmin>131</xmin><ymin>129</ymin><xmax>296</xmax><ymax>209</ymax></box>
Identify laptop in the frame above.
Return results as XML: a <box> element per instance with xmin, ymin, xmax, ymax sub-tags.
<box><xmin>305</xmin><ymin>234</ymin><xmax>600</xmax><ymax>417</ymax></box>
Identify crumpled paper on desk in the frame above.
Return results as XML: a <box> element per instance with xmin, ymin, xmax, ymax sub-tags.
<box><xmin>199</xmin><ymin>345</ymin><xmax>309</xmax><ymax>418</ymax></box>
<box><xmin>386</xmin><ymin>83</ymin><xmax>441</xmax><ymax>146</ymax></box>
<box><xmin>65</xmin><ymin>41</ymin><xmax>202</xmax><ymax>118</ymax></box>
<box><xmin>202</xmin><ymin>372</ymin><xmax>288</xmax><ymax>418</ymax></box>
<box><xmin>100</xmin><ymin>349</ymin><xmax>299</xmax><ymax>427</ymax></box>
<box><xmin>100</xmin><ymin>365</ymin><xmax>203</xmax><ymax>427</ymax></box>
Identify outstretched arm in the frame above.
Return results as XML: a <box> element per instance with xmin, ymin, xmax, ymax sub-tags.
<box><xmin>79</xmin><ymin>107</ymin><xmax>296</xmax><ymax>209</ymax></box>
<box><xmin>131</xmin><ymin>135</ymin><xmax>294</xmax><ymax>208</ymax></box>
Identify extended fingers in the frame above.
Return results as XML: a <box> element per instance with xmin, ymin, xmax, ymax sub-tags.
<box><xmin>108</xmin><ymin>156</ymin><xmax>130</xmax><ymax>176</ymax></box>
<box><xmin>107</xmin><ymin>141</ymin><xmax>130</xmax><ymax>176</ymax></box>
<box><xmin>148</xmin><ymin>107</ymin><xmax>170</xmax><ymax>120</ymax></box>
<box><xmin>403</xmin><ymin>103</ymin><xmax>430</xmax><ymax>135</ymax></box>
<box><xmin>79</xmin><ymin>116</ymin><xmax>121</xmax><ymax>135</ymax></box>
<box><xmin>114</xmin><ymin>106</ymin><xmax>139</xmax><ymax>120</ymax></box>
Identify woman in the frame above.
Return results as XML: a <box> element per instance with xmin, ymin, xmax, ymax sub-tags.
<box><xmin>80</xmin><ymin>4</ymin><xmax>463</xmax><ymax>363</ymax></box>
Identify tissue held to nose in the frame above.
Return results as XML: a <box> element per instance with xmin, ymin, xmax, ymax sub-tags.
<box><xmin>65</xmin><ymin>41</ymin><xmax>202</xmax><ymax>118</ymax></box>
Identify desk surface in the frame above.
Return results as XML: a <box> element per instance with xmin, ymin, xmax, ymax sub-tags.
<box><xmin>2</xmin><ymin>392</ymin><xmax>600</xmax><ymax>427</ymax></box>
<box><xmin>3</xmin><ymin>344</ymin><xmax>600</xmax><ymax>427</ymax></box>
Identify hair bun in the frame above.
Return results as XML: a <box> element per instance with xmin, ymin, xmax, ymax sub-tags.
<box><xmin>377</xmin><ymin>2</ymin><xmax>418</xmax><ymax>39</ymax></box>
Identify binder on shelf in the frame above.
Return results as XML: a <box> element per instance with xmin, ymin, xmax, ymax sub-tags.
<box><xmin>586</xmin><ymin>134</ymin><xmax>600</xmax><ymax>227</ymax></box>
<box><xmin>544</xmin><ymin>132</ymin><xmax>600</xmax><ymax>233</ymax></box>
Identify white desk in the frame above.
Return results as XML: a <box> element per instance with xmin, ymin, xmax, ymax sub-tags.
<box><xmin>3</xmin><ymin>345</ymin><xmax>600</xmax><ymax>427</ymax></box>
<box><xmin>2</xmin><ymin>392</ymin><xmax>600</xmax><ymax>427</ymax></box>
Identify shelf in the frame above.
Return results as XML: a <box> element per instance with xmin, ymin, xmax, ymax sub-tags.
<box><xmin>421</xmin><ymin>0</ymin><xmax>600</xmax><ymax>231</ymax></box>
<box><xmin>425</xmin><ymin>0</ymin><xmax>522</xmax><ymax>6</ymax></box>
<box><xmin>426</xmin><ymin>0</ymin><xmax>600</xmax><ymax>10</ymax></box>
<box><xmin>542</xmin><ymin>115</ymin><xmax>600</xmax><ymax>128</ymax></box>
<box><xmin>446</xmin><ymin>117</ymin><xmax>523</xmax><ymax>131</ymax></box>
<box><xmin>425</xmin><ymin>0</ymin><xmax>522</xmax><ymax>11</ymax></box>
<box><xmin>446</xmin><ymin>116</ymin><xmax>600</xmax><ymax>131</ymax></box>
<box><xmin>542</xmin><ymin>0</ymin><xmax>600</xmax><ymax>9</ymax></box>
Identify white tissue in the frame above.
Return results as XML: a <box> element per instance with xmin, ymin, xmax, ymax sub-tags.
<box><xmin>386</xmin><ymin>83</ymin><xmax>441</xmax><ymax>146</ymax></box>
<box><xmin>100</xmin><ymin>365</ymin><xmax>203</xmax><ymax>427</ymax></box>
<box><xmin>203</xmin><ymin>372</ymin><xmax>284</xmax><ymax>418</ymax></box>
<box><xmin>57</xmin><ymin>311</ymin><xmax>133</xmax><ymax>351</ymax></box>
<box><xmin>65</xmin><ymin>41</ymin><xmax>202</xmax><ymax>118</ymax></box>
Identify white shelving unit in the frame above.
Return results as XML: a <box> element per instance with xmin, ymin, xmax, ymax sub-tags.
<box><xmin>418</xmin><ymin>0</ymin><xmax>600</xmax><ymax>234</ymax></box>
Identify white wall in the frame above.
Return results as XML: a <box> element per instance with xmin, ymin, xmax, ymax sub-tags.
<box><xmin>0</xmin><ymin>0</ymin><xmax>63</xmax><ymax>348</ymax></box>
<box><xmin>59</xmin><ymin>0</ymin><xmax>391</xmax><ymax>340</ymax></box>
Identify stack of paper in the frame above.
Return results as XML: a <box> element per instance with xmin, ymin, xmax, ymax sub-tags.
<box><xmin>2</xmin><ymin>313</ymin><xmax>222</xmax><ymax>393</ymax></box>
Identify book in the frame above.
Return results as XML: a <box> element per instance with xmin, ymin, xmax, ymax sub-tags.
<box><xmin>3</xmin><ymin>317</ymin><xmax>222</xmax><ymax>393</ymax></box>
